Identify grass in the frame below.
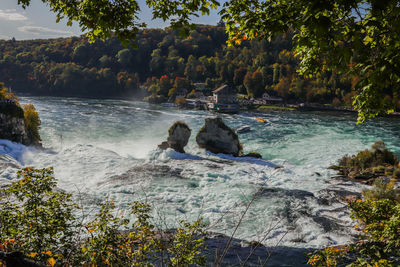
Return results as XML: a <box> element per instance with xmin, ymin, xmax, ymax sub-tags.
<box><xmin>257</xmin><ymin>105</ymin><xmax>296</xmax><ymax>111</ymax></box>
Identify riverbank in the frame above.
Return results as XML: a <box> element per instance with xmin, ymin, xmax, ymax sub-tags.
<box><xmin>242</xmin><ymin>103</ymin><xmax>400</xmax><ymax>120</ymax></box>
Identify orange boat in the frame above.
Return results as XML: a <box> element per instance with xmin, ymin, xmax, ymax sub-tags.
<box><xmin>255</xmin><ymin>117</ymin><xmax>266</xmax><ymax>123</ymax></box>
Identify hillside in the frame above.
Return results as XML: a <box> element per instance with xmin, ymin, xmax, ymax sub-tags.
<box><xmin>0</xmin><ymin>25</ymin><xmax>362</xmax><ymax>107</ymax></box>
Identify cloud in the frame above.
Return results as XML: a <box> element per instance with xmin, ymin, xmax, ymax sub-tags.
<box><xmin>0</xmin><ymin>9</ymin><xmax>28</xmax><ymax>21</ymax></box>
<box><xmin>0</xmin><ymin>34</ymin><xmax>11</xmax><ymax>40</ymax></box>
<box><xmin>18</xmin><ymin>25</ymin><xmax>73</xmax><ymax>36</ymax></box>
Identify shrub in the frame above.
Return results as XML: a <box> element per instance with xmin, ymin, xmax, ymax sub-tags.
<box><xmin>371</xmin><ymin>140</ymin><xmax>388</xmax><ymax>153</ymax></box>
<box><xmin>74</xmin><ymin>201</ymin><xmax>159</xmax><ymax>266</ymax></box>
<box><xmin>168</xmin><ymin>219</ymin><xmax>206</xmax><ymax>266</ymax></box>
<box><xmin>168</xmin><ymin>87</ymin><xmax>177</xmax><ymax>99</ymax></box>
<box><xmin>0</xmin><ymin>83</ymin><xmax>19</xmax><ymax>104</ymax></box>
<box><xmin>393</xmin><ymin>168</ymin><xmax>400</xmax><ymax>179</ymax></box>
<box><xmin>362</xmin><ymin>178</ymin><xmax>399</xmax><ymax>202</ymax></box>
<box><xmin>0</xmin><ymin>167</ymin><xmax>77</xmax><ymax>265</ymax></box>
<box><xmin>0</xmin><ymin>167</ymin><xmax>207</xmax><ymax>266</ymax></box>
<box><xmin>175</xmin><ymin>97</ymin><xmax>187</xmax><ymax>107</ymax></box>
<box><xmin>77</xmin><ymin>203</ymin><xmax>207</xmax><ymax>266</ymax></box>
<box><xmin>307</xmin><ymin>246</ymin><xmax>348</xmax><ymax>267</ymax></box>
<box><xmin>336</xmin><ymin>141</ymin><xmax>398</xmax><ymax>174</ymax></box>
<box><xmin>23</xmin><ymin>104</ymin><xmax>41</xmax><ymax>144</ymax></box>
<box><xmin>186</xmin><ymin>89</ymin><xmax>197</xmax><ymax>99</ymax></box>
<box><xmin>372</xmin><ymin>165</ymin><xmax>385</xmax><ymax>174</ymax></box>
<box><xmin>349</xmin><ymin>199</ymin><xmax>400</xmax><ymax>266</ymax></box>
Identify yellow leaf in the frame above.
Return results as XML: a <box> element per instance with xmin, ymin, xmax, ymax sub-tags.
<box><xmin>27</xmin><ymin>252</ymin><xmax>38</xmax><ymax>258</ymax></box>
<box><xmin>363</xmin><ymin>35</ymin><xmax>373</xmax><ymax>45</ymax></box>
<box><xmin>43</xmin><ymin>251</ymin><xmax>52</xmax><ymax>256</ymax></box>
<box><xmin>48</xmin><ymin>257</ymin><xmax>56</xmax><ymax>267</ymax></box>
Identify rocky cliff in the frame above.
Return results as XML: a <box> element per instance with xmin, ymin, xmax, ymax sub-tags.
<box><xmin>0</xmin><ymin>102</ymin><xmax>39</xmax><ymax>146</ymax></box>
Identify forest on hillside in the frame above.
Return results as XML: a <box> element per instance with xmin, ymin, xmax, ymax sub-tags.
<box><xmin>0</xmin><ymin>24</ymin><xmax>384</xmax><ymax>107</ymax></box>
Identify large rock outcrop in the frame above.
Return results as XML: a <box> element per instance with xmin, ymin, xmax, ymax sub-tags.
<box><xmin>158</xmin><ymin>121</ymin><xmax>191</xmax><ymax>153</ymax></box>
<box><xmin>0</xmin><ymin>103</ymin><xmax>27</xmax><ymax>144</ymax></box>
<box><xmin>0</xmin><ymin>102</ymin><xmax>40</xmax><ymax>146</ymax></box>
<box><xmin>196</xmin><ymin>118</ymin><xmax>243</xmax><ymax>156</ymax></box>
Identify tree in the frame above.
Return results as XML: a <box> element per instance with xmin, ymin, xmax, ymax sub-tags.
<box><xmin>98</xmin><ymin>55</ymin><xmax>113</xmax><ymax>68</ymax></box>
<box><xmin>244</xmin><ymin>70</ymin><xmax>264</xmax><ymax>98</ymax></box>
<box><xmin>73</xmin><ymin>44</ymin><xmax>89</xmax><ymax>64</ymax></box>
<box><xmin>233</xmin><ymin>67</ymin><xmax>247</xmax><ymax>87</ymax></box>
<box><xmin>219</xmin><ymin>0</ymin><xmax>400</xmax><ymax>122</ymax></box>
<box><xmin>116</xmin><ymin>48</ymin><xmax>132</xmax><ymax>69</ymax></box>
<box><xmin>184</xmin><ymin>55</ymin><xmax>199</xmax><ymax>81</ymax></box>
<box><xmin>150</xmin><ymin>49</ymin><xmax>164</xmax><ymax>76</ymax></box>
<box><xmin>159</xmin><ymin>74</ymin><xmax>172</xmax><ymax>96</ymax></box>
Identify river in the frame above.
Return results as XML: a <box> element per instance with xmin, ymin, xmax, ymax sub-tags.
<box><xmin>1</xmin><ymin>96</ymin><xmax>399</xmax><ymax>251</ymax></box>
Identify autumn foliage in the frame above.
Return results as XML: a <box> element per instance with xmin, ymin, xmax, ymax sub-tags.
<box><xmin>23</xmin><ymin>104</ymin><xmax>41</xmax><ymax>144</ymax></box>
<box><xmin>0</xmin><ymin>168</ymin><xmax>206</xmax><ymax>266</ymax></box>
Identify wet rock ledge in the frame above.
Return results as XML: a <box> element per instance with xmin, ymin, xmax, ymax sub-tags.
<box><xmin>0</xmin><ymin>101</ymin><xmax>41</xmax><ymax>147</ymax></box>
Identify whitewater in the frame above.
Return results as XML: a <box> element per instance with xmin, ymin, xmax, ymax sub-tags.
<box><xmin>1</xmin><ymin>96</ymin><xmax>400</xmax><ymax>251</ymax></box>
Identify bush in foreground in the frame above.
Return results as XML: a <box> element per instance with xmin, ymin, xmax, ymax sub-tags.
<box><xmin>362</xmin><ymin>178</ymin><xmax>399</xmax><ymax>202</ymax></box>
<box><xmin>0</xmin><ymin>167</ymin><xmax>206</xmax><ymax>266</ymax></box>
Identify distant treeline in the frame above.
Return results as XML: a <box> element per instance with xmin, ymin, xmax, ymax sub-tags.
<box><xmin>1</xmin><ymin>24</ymin><xmax>390</xmax><ymax>107</ymax></box>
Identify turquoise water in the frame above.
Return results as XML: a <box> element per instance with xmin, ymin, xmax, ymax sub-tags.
<box><xmin>1</xmin><ymin>96</ymin><xmax>399</xmax><ymax>249</ymax></box>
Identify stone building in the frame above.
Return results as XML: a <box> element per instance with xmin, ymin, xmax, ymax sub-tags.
<box><xmin>213</xmin><ymin>85</ymin><xmax>238</xmax><ymax>104</ymax></box>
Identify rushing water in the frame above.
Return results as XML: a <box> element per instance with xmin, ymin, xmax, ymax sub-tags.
<box><xmin>1</xmin><ymin>97</ymin><xmax>400</xmax><ymax>250</ymax></box>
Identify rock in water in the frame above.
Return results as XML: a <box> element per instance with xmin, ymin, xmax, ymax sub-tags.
<box><xmin>167</xmin><ymin>121</ymin><xmax>191</xmax><ymax>153</ymax></box>
<box><xmin>196</xmin><ymin>117</ymin><xmax>243</xmax><ymax>156</ymax></box>
<box><xmin>158</xmin><ymin>121</ymin><xmax>191</xmax><ymax>153</ymax></box>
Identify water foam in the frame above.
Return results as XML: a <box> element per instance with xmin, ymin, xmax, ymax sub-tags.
<box><xmin>0</xmin><ymin>139</ymin><xmax>34</xmax><ymax>164</ymax></box>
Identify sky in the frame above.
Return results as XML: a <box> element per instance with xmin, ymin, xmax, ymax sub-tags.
<box><xmin>0</xmin><ymin>0</ymin><xmax>222</xmax><ymax>40</ymax></box>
